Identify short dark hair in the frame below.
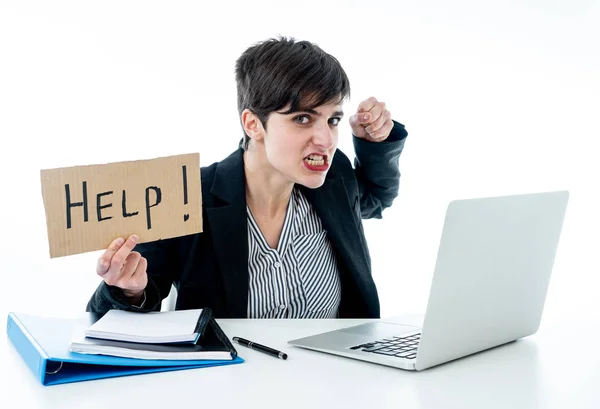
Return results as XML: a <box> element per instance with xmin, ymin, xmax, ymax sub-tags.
<box><xmin>235</xmin><ymin>36</ymin><xmax>351</xmax><ymax>150</ymax></box>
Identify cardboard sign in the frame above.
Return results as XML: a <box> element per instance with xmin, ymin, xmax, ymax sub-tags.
<box><xmin>40</xmin><ymin>153</ymin><xmax>202</xmax><ymax>258</ymax></box>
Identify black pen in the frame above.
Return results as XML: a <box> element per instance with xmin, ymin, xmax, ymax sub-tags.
<box><xmin>232</xmin><ymin>337</ymin><xmax>288</xmax><ymax>360</ymax></box>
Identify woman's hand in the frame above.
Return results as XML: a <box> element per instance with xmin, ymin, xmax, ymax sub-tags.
<box><xmin>349</xmin><ymin>96</ymin><xmax>394</xmax><ymax>142</ymax></box>
<box><xmin>96</xmin><ymin>234</ymin><xmax>148</xmax><ymax>304</ymax></box>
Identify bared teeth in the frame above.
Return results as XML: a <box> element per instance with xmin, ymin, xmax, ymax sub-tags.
<box><xmin>304</xmin><ymin>154</ymin><xmax>326</xmax><ymax>168</ymax></box>
<box><xmin>305</xmin><ymin>158</ymin><xmax>325</xmax><ymax>166</ymax></box>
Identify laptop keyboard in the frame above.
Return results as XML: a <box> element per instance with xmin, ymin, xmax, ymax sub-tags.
<box><xmin>350</xmin><ymin>333</ymin><xmax>421</xmax><ymax>359</ymax></box>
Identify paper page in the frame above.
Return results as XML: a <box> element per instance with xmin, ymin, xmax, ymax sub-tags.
<box><xmin>86</xmin><ymin>309</ymin><xmax>203</xmax><ymax>342</ymax></box>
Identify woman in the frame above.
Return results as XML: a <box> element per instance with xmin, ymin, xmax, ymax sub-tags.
<box><xmin>87</xmin><ymin>36</ymin><xmax>408</xmax><ymax>318</ymax></box>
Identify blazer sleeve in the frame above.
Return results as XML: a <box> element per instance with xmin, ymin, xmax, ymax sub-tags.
<box><xmin>85</xmin><ymin>238</ymin><xmax>179</xmax><ymax>314</ymax></box>
<box><xmin>352</xmin><ymin>120</ymin><xmax>408</xmax><ymax>219</ymax></box>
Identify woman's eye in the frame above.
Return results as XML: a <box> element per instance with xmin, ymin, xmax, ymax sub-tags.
<box><xmin>294</xmin><ymin>115</ymin><xmax>310</xmax><ymax>124</ymax></box>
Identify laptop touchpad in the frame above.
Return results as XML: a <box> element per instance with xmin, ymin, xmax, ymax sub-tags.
<box><xmin>339</xmin><ymin>322</ymin><xmax>419</xmax><ymax>337</ymax></box>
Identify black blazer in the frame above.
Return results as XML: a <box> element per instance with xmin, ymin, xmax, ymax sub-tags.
<box><xmin>87</xmin><ymin>121</ymin><xmax>408</xmax><ymax>318</ymax></box>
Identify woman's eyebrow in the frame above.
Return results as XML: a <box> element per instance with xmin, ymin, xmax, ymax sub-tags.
<box><xmin>302</xmin><ymin>108</ymin><xmax>344</xmax><ymax>117</ymax></box>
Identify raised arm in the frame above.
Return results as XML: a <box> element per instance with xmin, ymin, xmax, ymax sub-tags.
<box><xmin>349</xmin><ymin>97</ymin><xmax>408</xmax><ymax>219</ymax></box>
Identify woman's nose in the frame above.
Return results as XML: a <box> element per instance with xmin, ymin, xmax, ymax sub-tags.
<box><xmin>312</xmin><ymin>123</ymin><xmax>335</xmax><ymax>149</ymax></box>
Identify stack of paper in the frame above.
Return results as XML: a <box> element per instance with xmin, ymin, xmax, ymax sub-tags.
<box><xmin>70</xmin><ymin>308</ymin><xmax>236</xmax><ymax>361</ymax></box>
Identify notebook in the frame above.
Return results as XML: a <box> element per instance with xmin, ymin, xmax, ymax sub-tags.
<box><xmin>84</xmin><ymin>308</ymin><xmax>209</xmax><ymax>344</ymax></box>
<box><xmin>71</xmin><ymin>308</ymin><xmax>237</xmax><ymax>360</ymax></box>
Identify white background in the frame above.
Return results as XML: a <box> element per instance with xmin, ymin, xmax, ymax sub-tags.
<box><xmin>0</xmin><ymin>0</ymin><xmax>598</xmax><ymax>326</ymax></box>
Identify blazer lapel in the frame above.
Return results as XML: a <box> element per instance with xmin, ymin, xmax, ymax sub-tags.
<box><xmin>205</xmin><ymin>149</ymin><xmax>249</xmax><ymax>318</ymax></box>
<box><xmin>299</xmin><ymin>174</ymin><xmax>377</xmax><ymax>310</ymax></box>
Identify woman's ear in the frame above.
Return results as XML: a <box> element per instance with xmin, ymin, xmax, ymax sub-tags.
<box><xmin>241</xmin><ymin>109</ymin><xmax>265</xmax><ymax>143</ymax></box>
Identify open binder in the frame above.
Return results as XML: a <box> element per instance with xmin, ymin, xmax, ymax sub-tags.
<box><xmin>6</xmin><ymin>311</ymin><xmax>244</xmax><ymax>386</ymax></box>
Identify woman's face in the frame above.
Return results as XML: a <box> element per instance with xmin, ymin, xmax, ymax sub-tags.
<box><xmin>260</xmin><ymin>101</ymin><xmax>344</xmax><ymax>189</ymax></box>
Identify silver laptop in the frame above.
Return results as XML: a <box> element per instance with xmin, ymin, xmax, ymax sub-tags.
<box><xmin>288</xmin><ymin>190</ymin><xmax>569</xmax><ymax>371</ymax></box>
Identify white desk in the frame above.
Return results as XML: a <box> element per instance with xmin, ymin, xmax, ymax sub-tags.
<box><xmin>2</xmin><ymin>315</ymin><xmax>600</xmax><ymax>409</ymax></box>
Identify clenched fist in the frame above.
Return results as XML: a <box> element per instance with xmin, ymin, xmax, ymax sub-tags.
<box><xmin>349</xmin><ymin>96</ymin><xmax>394</xmax><ymax>142</ymax></box>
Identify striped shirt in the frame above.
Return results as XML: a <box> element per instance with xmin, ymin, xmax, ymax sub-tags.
<box><xmin>247</xmin><ymin>187</ymin><xmax>342</xmax><ymax>318</ymax></box>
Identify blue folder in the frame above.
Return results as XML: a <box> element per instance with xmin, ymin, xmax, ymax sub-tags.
<box><xmin>6</xmin><ymin>311</ymin><xmax>244</xmax><ymax>386</ymax></box>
